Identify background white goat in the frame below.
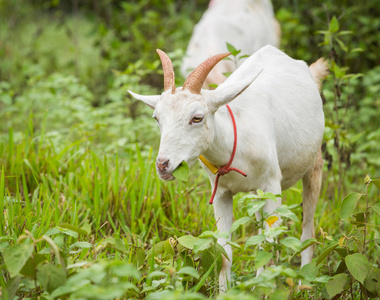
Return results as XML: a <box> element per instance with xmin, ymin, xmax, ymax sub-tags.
<box><xmin>181</xmin><ymin>0</ymin><xmax>281</xmax><ymax>88</ymax></box>
<box><xmin>129</xmin><ymin>45</ymin><xmax>328</xmax><ymax>292</ymax></box>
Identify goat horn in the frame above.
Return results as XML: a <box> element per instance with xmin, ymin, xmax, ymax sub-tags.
<box><xmin>156</xmin><ymin>49</ymin><xmax>175</xmax><ymax>94</ymax></box>
<box><xmin>183</xmin><ymin>52</ymin><xmax>231</xmax><ymax>94</ymax></box>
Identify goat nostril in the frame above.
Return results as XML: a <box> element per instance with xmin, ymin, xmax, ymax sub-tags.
<box><xmin>156</xmin><ymin>158</ymin><xmax>170</xmax><ymax>171</ymax></box>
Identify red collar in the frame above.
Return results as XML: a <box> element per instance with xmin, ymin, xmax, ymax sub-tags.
<box><xmin>200</xmin><ymin>104</ymin><xmax>247</xmax><ymax>204</ymax></box>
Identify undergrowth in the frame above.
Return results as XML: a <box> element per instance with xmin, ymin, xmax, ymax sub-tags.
<box><xmin>0</xmin><ymin>1</ymin><xmax>379</xmax><ymax>299</ymax></box>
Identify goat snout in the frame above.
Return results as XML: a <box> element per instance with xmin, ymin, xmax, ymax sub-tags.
<box><xmin>156</xmin><ymin>158</ymin><xmax>174</xmax><ymax>181</ymax></box>
<box><xmin>156</xmin><ymin>158</ymin><xmax>169</xmax><ymax>172</ymax></box>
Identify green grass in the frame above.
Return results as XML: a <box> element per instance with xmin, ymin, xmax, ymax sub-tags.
<box><xmin>1</xmin><ymin>1</ymin><xmax>380</xmax><ymax>299</ymax></box>
<box><xmin>1</xmin><ymin>123</ymin><xmax>379</xmax><ymax>299</ymax></box>
<box><xmin>0</xmin><ymin>126</ymin><xmax>214</xmax><ymax>240</ymax></box>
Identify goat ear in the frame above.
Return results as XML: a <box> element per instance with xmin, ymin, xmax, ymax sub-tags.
<box><xmin>128</xmin><ymin>90</ymin><xmax>160</xmax><ymax>109</ymax></box>
<box><xmin>209</xmin><ymin>69</ymin><xmax>263</xmax><ymax>111</ymax></box>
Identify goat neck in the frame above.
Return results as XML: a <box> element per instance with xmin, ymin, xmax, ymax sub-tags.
<box><xmin>201</xmin><ymin>105</ymin><xmax>238</xmax><ymax>168</ymax></box>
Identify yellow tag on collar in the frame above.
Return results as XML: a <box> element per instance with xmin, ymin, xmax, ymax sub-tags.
<box><xmin>199</xmin><ymin>155</ymin><xmax>219</xmax><ymax>174</ymax></box>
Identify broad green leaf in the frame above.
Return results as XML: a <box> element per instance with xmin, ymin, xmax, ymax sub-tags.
<box><xmin>60</xmin><ymin>223</ymin><xmax>88</xmax><ymax>236</ymax></box>
<box><xmin>364</xmin><ymin>267</ymin><xmax>380</xmax><ymax>295</ymax></box>
<box><xmin>245</xmin><ymin>235</ymin><xmax>266</xmax><ymax>250</ymax></box>
<box><xmin>263</xmin><ymin>192</ymin><xmax>278</xmax><ymax>202</ymax></box>
<box><xmin>247</xmin><ymin>200</ymin><xmax>266</xmax><ymax>217</ymax></box>
<box><xmin>335</xmin><ymin>260</ymin><xmax>348</xmax><ymax>274</ymax></box>
<box><xmin>337</xmin><ymin>30</ymin><xmax>353</xmax><ymax>36</ymax></box>
<box><xmin>226</xmin><ymin>42</ymin><xmax>240</xmax><ymax>56</ymax></box>
<box><xmin>254</xmin><ymin>250</ymin><xmax>272</xmax><ymax>270</ymax></box>
<box><xmin>280</xmin><ymin>267</ymin><xmax>297</xmax><ymax>278</ymax></box>
<box><xmin>77</xmin><ymin>282</ymin><xmax>137</xmax><ymax>298</ymax></box>
<box><xmin>4</xmin><ymin>243</ymin><xmax>34</xmax><ymax>278</ymax></box>
<box><xmin>177</xmin><ymin>266</ymin><xmax>200</xmax><ymax>279</ymax></box>
<box><xmin>335</xmin><ymin>247</ymin><xmax>352</xmax><ymax>258</ymax></box>
<box><xmin>271</xmin><ymin>289</ymin><xmax>290</xmax><ymax>300</ymax></box>
<box><xmin>300</xmin><ymin>262</ymin><xmax>319</xmax><ymax>282</ymax></box>
<box><xmin>200</xmin><ymin>249</ymin><xmax>222</xmax><ymax>278</ymax></box>
<box><xmin>238</xmin><ymin>194</ymin><xmax>259</xmax><ymax>203</ymax></box>
<box><xmin>102</xmin><ymin>237</ymin><xmax>127</xmax><ymax>253</ymax></box>
<box><xmin>351</xmin><ymin>47</ymin><xmax>364</xmax><ymax>53</ymax></box>
<box><xmin>316</xmin><ymin>275</ymin><xmax>331</xmax><ymax>283</ymax></box>
<box><xmin>326</xmin><ymin>274</ymin><xmax>348</xmax><ymax>298</ymax></box>
<box><xmin>0</xmin><ymin>241</ymin><xmax>9</xmax><ymax>252</ymax></box>
<box><xmin>44</xmin><ymin>228</ymin><xmax>61</xmax><ymax>237</ymax></box>
<box><xmin>172</xmin><ymin>161</ymin><xmax>189</xmax><ymax>181</ymax></box>
<box><xmin>58</xmin><ymin>227</ymin><xmax>79</xmax><ymax>238</ymax></box>
<box><xmin>341</xmin><ymin>192</ymin><xmax>362</xmax><ymax>219</ymax></box>
<box><xmin>316</xmin><ymin>243</ymin><xmax>338</xmax><ymax>265</ymax></box>
<box><xmin>257</xmin><ymin>189</ymin><xmax>265</xmax><ymax>197</ymax></box>
<box><xmin>300</xmin><ymin>239</ymin><xmax>318</xmax><ymax>253</ymax></box>
<box><xmin>37</xmin><ymin>263</ymin><xmax>67</xmax><ymax>294</ymax></box>
<box><xmin>147</xmin><ymin>241</ymin><xmax>165</xmax><ymax>259</ymax></box>
<box><xmin>20</xmin><ymin>254</ymin><xmax>47</xmax><ymax>278</ymax></box>
<box><xmin>147</xmin><ymin>271</ymin><xmax>166</xmax><ymax>279</ymax></box>
<box><xmin>345</xmin><ymin>253</ymin><xmax>371</xmax><ymax>284</ymax></box>
<box><xmin>111</xmin><ymin>262</ymin><xmax>140</xmax><ymax>280</ymax></box>
<box><xmin>352</xmin><ymin>212</ymin><xmax>365</xmax><ymax>227</ymax></box>
<box><xmin>41</xmin><ymin>236</ymin><xmax>63</xmax><ymax>268</ymax></box>
<box><xmin>335</xmin><ymin>37</ymin><xmax>348</xmax><ymax>52</ymax></box>
<box><xmin>264</xmin><ymin>226</ymin><xmax>288</xmax><ymax>238</ymax></box>
<box><xmin>80</xmin><ymin>223</ymin><xmax>91</xmax><ymax>235</ymax></box>
<box><xmin>329</xmin><ymin>16</ymin><xmax>339</xmax><ymax>33</ymax></box>
<box><xmin>5</xmin><ymin>276</ymin><xmax>21</xmax><ymax>300</ymax></box>
<box><xmin>177</xmin><ymin>235</ymin><xmax>196</xmax><ymax>250</ymax></box>
<box><xmin>333</xmin><ymin>63</ymin><xmax>345</xmax><ymax>79</ymax></box>
<box><xmin>348</xmin><ymin>235</ymin><xmax>364</xmax><ymax>253</ymax></box>
<box><xmin>371</xmin><ymin>179</ymin><xmax>380</xmax><ymax>189</ymax></box>
<box><xmin>163</xmin><ymin>240</ymin><xmax>175</xmax><ymax>257</ymax></box>
<box><xmin>136</xmin><ymin>248</ymin><xmax>146</xmax><ymax>267</ymax></box>
<box><xmin>275</xmin><ymin>206</ymin><xmax>299</xmax><ymax>222</ymax></box>
<box><xmin>69</xmin><ymin>242</ymin><xmax>93</xmax><ymax>249</ymax></box>
<box><xmin>141</xmin><ymin>282</ymin><xmax>164</xmax><ymax>294</ymax></box>
<box><xmin>67</xmin><ymin>262</ymin><xmax>89</xmax><ymax>269</ymax></box>
<box><xmin>230</xmin><ymin>216</ymin><xmax>250</xmax><ymax>233</ymax></box>
<box><xmin>280</xmin><ymin>236</ymin><xmax>301</xmax><ymax>252</ymax></box>
<box><xmin>371</xmin><ymin>203</ymin><xmax>380</xmax><ymax>217</ymax></box>
<box><xmin>53</xmin><ymin>235</ymin><xmax>64</xmax><ymax>249</ymax></box>
<box><xmin>50</xmin><ymin>276</ymin><xmax>105</xmax><ymax>298</ymax></box>
<box><xmin>227</xmin><ymin>241</ymin><xmax>241</xmax><ymax>249</ymax></box>
<box><xmin>193</xmin><ymin>238</ymin><xmax>212</xmax><ymax>253</ymax></box>
<box><xmin>199</xmin><ymin>231</ymin><xmax>228</xmax><ymax>240</ymax></box>
<box><xmin>215</xmin><ymin>243</ymin><xmax>229</xmax><ymax>261</ymax></box>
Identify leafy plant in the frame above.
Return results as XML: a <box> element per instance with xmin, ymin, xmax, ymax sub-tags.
<box><xmin>0</xmin><ymin>1</ymin><xmax>379</xmax><ymax>299</ymax></box>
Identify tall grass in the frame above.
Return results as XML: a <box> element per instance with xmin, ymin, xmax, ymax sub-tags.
<box><xmin>0</xmin><ymin>123</ymin><xmax>216</xmax><ymax>243</ymax></box>
<box><xmin>1</xmin><ymin>1</ymin><xmax>379</xmax><ymax>298</ymax></box>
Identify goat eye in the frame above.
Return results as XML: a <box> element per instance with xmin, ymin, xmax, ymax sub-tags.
<box><xmin>191</xmin><ymin>116</ymin><xmax>203</xmax><ymax>124</ymax></box>
<box><xmin>153</xmin><ymin>116</ymin><xmax>159</xmax><ymax>124</ymax></box>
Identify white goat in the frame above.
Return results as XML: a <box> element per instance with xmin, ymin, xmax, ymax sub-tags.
<box><xmin>129</xmin><ymin>45</ymin><xmax>328</xmax><ymax>292</ymax></box>
<box><xmin>181</xmin><ymin>0</ymin><xmax>281</xmax><ymax>88</ymax></box>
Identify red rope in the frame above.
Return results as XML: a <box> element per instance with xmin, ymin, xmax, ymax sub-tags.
<box><xmin>209</xmin><ymin>105</ymin><xmax>247</xmax><ymax>204</ymax></box>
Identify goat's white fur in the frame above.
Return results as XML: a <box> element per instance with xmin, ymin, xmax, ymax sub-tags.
<box><xmin>129</xmin><ymin>45</ymin><xmax>327</xmax><ymax>292</ymax></box>
<box><xmin>181</xmin><ymin>0</ymin><xmax>280</xmax><ymax>88</ymax></box>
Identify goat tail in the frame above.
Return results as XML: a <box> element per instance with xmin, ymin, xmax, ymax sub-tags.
<box><xmin>309</xmin><ymin>58</ymin><xmax>329</xmax><ymax>91</ymax></box>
